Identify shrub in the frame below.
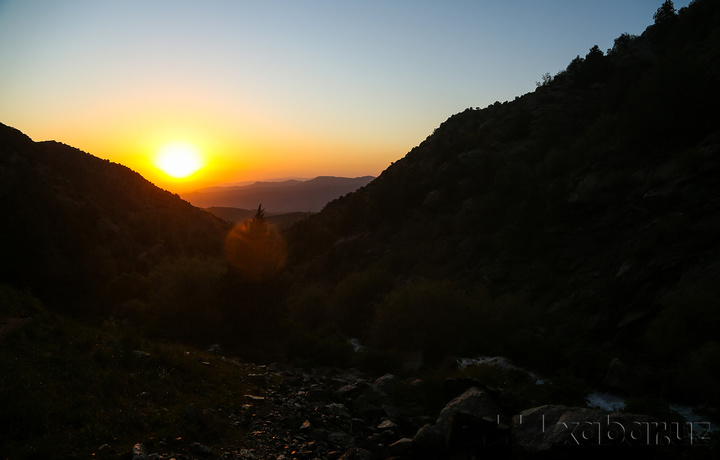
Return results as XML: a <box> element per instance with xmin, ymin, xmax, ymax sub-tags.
<box><xmin>145</xmin><ymin>256</ymin><xmax>226</xmax><ymax>343</ymax></box>
<box><xmin>672</xmin><ymin>340</ymin><xmax>720</xmax><ymax>406</ymax></box>
<box><xmin>643</xmin><ymin>284</ymin><xmax>720</xmax><ymax>362</ymax></box>
<box><xmin>370</xmin><ymin>279</ymin><xmax>473</xmax><ymax>363</ymax></box>
<box><xmin>286</xmin><ymin>284</ymin><xmax>331</xmax><ymax>331</ymax></box>
<box><xmin>332</xmin><ymin>268</ymin><xmax>394</xmax><ymax>337</ymax></box>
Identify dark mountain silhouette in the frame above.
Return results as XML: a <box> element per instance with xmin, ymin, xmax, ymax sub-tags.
<box><xmin>0</xmin><ymin>123</ymin><xmax>229</xmax><ymax>305</ymax></box>
<box><xmin>183</xmin><ymin>175</ymin><xmax>375</xmax><ymax>212</ymax></box>
<box><xmin>286</xmin><ymin>0</ymin><xmax>720</xmax><ymax>403</ymax></box>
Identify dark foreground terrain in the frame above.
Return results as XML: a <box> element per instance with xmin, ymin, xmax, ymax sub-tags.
<box><xmin>2</xmin><ymin>288</ymin><xmax>717</xmax><ymax>459</ymax></box>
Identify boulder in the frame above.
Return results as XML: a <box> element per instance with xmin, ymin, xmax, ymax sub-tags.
<box><xmin>412</xmin><ymin>423</ymin><xmax>443</xmax><ymax>454</ymax></box>
<box><xmin>436</xmin><ymin>387</ymin><xmax>510</xmax><ymax>448</ymax></box>
<box><xmin>337</xmin><ymin>381</ymin><xmax>386</xmax><ymax>410</ymax></box>
<box><xmin>387</xmin><ymin>437</ymin><xmax>414</xmax><ymax>456</ymax></box>
<box><xmin>411</xmin><ymin>387</ymin><xmax>510</xmax><ymax>457</ymax></box>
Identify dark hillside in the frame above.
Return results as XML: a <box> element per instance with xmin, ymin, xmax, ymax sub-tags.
<box><xmin>0</xmin><ymin>123</ymin><xmax>230</xmax><ymax>306</ymax></box>
<box><xmin>286</xmin><ymin>0</ymin><xmax>720</xmax><ymax>403</ymax></box>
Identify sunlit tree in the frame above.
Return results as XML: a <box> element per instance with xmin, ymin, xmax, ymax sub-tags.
<box><xmin>224</xmin><ymin>204</ymin><xmax>287</xmax><ymax>282</ymax></box>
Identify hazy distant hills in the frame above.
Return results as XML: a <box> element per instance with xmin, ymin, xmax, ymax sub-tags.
<box><xmin>183</xmin><ymin>176</ymin><xmax>375</xmax><ymax>213</ymax></box>
<box><xmin>0</xmin><ymin>123</ymin><xmax>229</xmax><ymax>303</ymax></box>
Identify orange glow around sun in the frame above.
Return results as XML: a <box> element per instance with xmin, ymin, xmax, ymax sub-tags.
<box><xmin>153</xmin><ymin>141</ymin><xmax>205</xmax><ymax>179</ymax></box>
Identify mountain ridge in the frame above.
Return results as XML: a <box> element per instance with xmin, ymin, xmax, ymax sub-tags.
<box><xmin>183</xmin><ymin>175</ymin><xmax>375</xmax><ymax>212</ymax></box>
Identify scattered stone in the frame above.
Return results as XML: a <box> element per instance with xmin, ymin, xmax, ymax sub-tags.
<box><xmin>207</xmin><ymin>343</ymin><xmax>223</xmax><ymax>353</ymax></box>
<box><xmin>374</xmin><ymin>374</ymin><xmax>398</xmax><ymax>391</ymax></box>
<box><xmin>236</xmin><ymin>448</ymin><xmax>256</xmax><ymax>459</ymax></box>
<box><xmin>367</xmin><ymin>429</ymin><xmax>396</xmax><ymax>446</ymax></box>
<box><xmin>323</xmin><ymin>402</ymin><xmax>351</xmax><ymax>418</ymax></box>
<box><xmin>377</xmin><ymin>419</ymin><xmax>398</xmax><ymax>431</ymax></box>
<box><xmin>338</xmin><ymin>447</ymin><xmax>376</xmax><ymax>460</ymax></box>
<box><xmin>247</xmin><ymin>373</ymin><xmax>267</xmax><ymax>386</ymax></box>
<box><xmin>131</xmin><ymin>443</ymin><xmax>147</xmax><ymax>460</ymax></box>
<box><xmin>267</xmin><ymin>362</ymin><xmax>298</xmax><ymax>375</ymax></box>
<box><xmin>387</xmin><ymin>437</ymin><xmax>413</xmax><ymax>456</ymax></box>
<box><xmin>104</xmin><ymin>363</ymin><xmax>669</xmax><ymax>460</ymax></box>
<box><xmin>328</xmin><ymin>431</ymin><xmax>355</xmax><ymax>447</ymax></box>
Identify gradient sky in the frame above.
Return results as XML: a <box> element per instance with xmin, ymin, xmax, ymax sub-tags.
<box><xmin>0</xmin><ymin>0</ymin><xmax>690</xmax><ymax>192</ymax></box>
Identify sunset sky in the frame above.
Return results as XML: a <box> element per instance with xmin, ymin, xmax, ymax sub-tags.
<box><xmin>0</xmin><ymin>0</ymin><xmax>690</xmax><ymax>193</ymax></box>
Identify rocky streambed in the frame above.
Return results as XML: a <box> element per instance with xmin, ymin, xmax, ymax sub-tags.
<box><xmin>120</xmin><ymin>359</ymin><xmax>714</xmax><ymax>460</ymax></box>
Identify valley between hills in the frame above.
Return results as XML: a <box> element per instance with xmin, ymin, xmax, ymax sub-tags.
<box><xmin>2</xmin><ymin>1</ymin><xmax>720</xmax><ymax>458</ymax></box>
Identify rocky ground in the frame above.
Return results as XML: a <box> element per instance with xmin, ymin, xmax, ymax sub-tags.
<box><xmin>117</xmin><ymin>360</ymin><xmax>713</xmax><ymax>460</ymax></box>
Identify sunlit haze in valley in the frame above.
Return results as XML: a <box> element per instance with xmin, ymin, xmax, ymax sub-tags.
<box><xmin>0</xmin><ymin>0</ymin><xmax>691</xmax><ymax>193</ymax></box>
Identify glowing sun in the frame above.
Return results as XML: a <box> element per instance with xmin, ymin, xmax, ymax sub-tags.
<box><xmin>154</xmin><ymin>142</ymin><xmax>204</xmax><ymax>178</ymax></box>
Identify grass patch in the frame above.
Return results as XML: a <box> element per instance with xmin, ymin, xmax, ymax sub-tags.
<box><xmin>0</xmin><ymin>288</ymin><xmax>268</xmax><ymax>458</ymax></box>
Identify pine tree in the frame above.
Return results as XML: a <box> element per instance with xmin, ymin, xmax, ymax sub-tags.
<box><xmin>654</xmin><ymin>0</ymin><xmax>677</xmax><ymax>26</ymax></box>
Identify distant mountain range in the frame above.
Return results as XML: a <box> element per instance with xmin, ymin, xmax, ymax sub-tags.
<box><xmin>182</xmin><ymin>176</ymin><xmax>375</xmax><ymax>213</ymax></box>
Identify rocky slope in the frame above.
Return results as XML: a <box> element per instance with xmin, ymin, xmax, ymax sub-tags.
<box><xmin>105</xmin><ymin>360</ymin><xmax>710</xmax><ymax>460</ymax></box>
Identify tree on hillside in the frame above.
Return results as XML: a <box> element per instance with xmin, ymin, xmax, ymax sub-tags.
<box><xmin>248</xmin><ymin>204</ymin><xmax>268</xmax><ymax>237</ymax></box>
<box><xmin>608</xmin><ymin>33</ymin><xmax>637</xmax><ymax>56</ymax></box>
<box><xmin>564</xmin><ymin>45</ymin><xmax>611</xmax><ymax>84</ymax></box>
<box><xmin>224</xmin><ymin>204</ymin><xmax>287</xmax><ymax>282</ymax></box>
<box><xmin>654</xmin><ymin>0</ymin><xmax>677</xmax><ymax>26</ymax></box>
